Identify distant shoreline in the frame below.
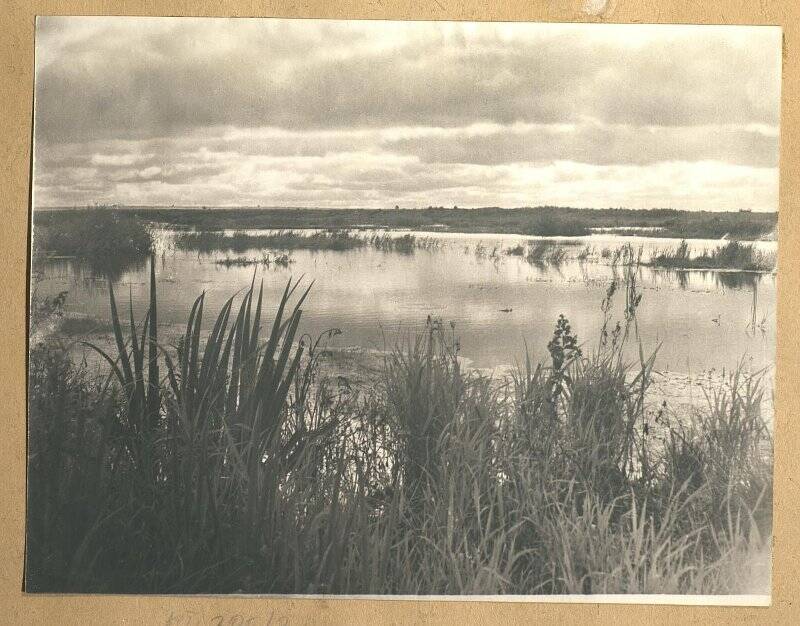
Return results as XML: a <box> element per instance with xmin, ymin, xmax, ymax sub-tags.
<box><xmin>33</xmin><ymin>205</ymin><xmax>778</xmax><ymax>241</ymax></box>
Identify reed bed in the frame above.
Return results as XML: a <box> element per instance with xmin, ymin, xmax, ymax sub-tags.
<box><xmin>474</xmin><ymin>243</ymin><xmax>502</xmax><ymax>260</ymax></box>
<box><xmin>368</xmin><ymin>233</ymin><xmax>440</xmax><ymax>253</ymax></box>
<box><xmin>504</xmin><ymin>241</ymin><xmax>570</xmax><ymax>265</ymax></box>
<box><xmin>33</xmin><ymin>208</ymin><xmax>153</xmax><ymax>279</ymax></box>
<box><xmin>650</xmin><ymin>240</ymin><xmax>776</xmax><ymax>272</ymax></box>
<box><xmin>176</xmin><ymin>229</ymin><xmax>438</xmax><ymax>255</ymax></box>
<box><xmin>215</xmin><ymin>253</ymin><xmax>293</xmax><ymax>268</ymax></box>
<box><xmin>26</xmin><ymin>256</ymin><xmax>772</xmax><ymax>594</ymax></box>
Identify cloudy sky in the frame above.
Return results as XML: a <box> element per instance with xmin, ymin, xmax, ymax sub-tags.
<box><xmin>33</xmin><ymin>17</ymin><xmax>781</xmax><ymax>210</ymax></box>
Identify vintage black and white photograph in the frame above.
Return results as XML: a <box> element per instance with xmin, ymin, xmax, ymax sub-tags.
<box><xmin>27</xmin><ymin>17</ymin><xmax>779</xmax><ymax>599</ymax></box>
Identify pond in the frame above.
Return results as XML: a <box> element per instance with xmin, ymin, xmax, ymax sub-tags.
<box><xmin>32</xmin><ymin>229</ymin><xmax>776</xmax><ymax>378</ymax></box>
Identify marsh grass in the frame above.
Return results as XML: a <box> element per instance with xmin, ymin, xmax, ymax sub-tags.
<box><xmin>474</xmin><ymin>243</ymin><xmax>502</xmax><ymax>260</ymax></box>
<box><xmin>528</xmin><ymin>242</ymin><xmax>568</xmax><ymax>265</ymax></box>
<box><xmin>36</xmin><ymin>206</ymin><xmax>778</xmax><ymax>241</ymax></box>
<box><xmin>504</xmin><ymin>241</ymin><xmax>570</xmax><ymax>266</ymax></box>
<box><xmin>33</xmin><ymin>208</ymin><xmax>153</xmax><ymax>279</ymax></box>
<box><xmin>176</xmin><ymin>229</ymin><xmax>438</xmax><ymax>255</ymax></box>
<box><xmin>650</xmin><ymin>240</ymin><xmax>776</xmax><ymax>272</ymax></box>
<box><xmin>369</xmin><ymin>233</ymin><xmax>440</xmax><ymax>253</ymax></box>
<box><xmin>26</xmin><ymin>254</ymin><xmax>773</xmax><ymax>594</ymax></box>
<box><xmin>175</xmin><ymin>229</ymin><xmax>366</xmax><ymax>252</ymax></box>
<box><xmin>215</xmin><ymin>253</ymin><xmax>293</xmax><ymax>268</ymax></box>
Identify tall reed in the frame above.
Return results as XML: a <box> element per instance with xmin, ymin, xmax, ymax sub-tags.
<box><xmin>26</xmin><ymin>255</ymin><xmax>773</xmax><ymax>594</ymax></box>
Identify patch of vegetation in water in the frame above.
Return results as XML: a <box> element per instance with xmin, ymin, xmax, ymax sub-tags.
<box><xmin>504</xmin><ymin>241</ymin><xmax>570</xmax><ymax>265</ymax></box>
<box><xmin>34</xmin><ymin>208</ymin><xmax>153</xmax><ymax>278</ymax></box>
<box><xmin>214</xmin><ymin>252</ymin><xmax>293</xmax><ymax>267</ymax></box>
<box><xmin>369</xmin><ymin>232</ymin><xmax>440</xmax><ymax>253</ymax></box>
<box><xmin>176</xmin><ymin>229</ymin><xmax>438</xmax><ymax>255</ymax></box>
<box><xmin>650</xmin><ymin>240</ymin><xmax>776</xmax><ymax>272</ymax></box>
<box><xmin>176</xmin><ymin>229</ymin><xmax>369</xmax><ymax>253</ymax></box>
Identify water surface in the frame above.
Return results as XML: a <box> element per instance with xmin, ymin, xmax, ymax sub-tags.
<box><xmin>34</xmin><ymin>229</ymin><xmax>776</xmax><ymax>376</ymax></box>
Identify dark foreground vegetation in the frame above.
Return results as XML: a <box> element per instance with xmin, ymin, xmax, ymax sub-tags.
<box><xmin>26</xmin><ymin>254</ymin><xmax>772</xmax><ymax>595</ymax></box>
<box><xmin>36</xmin><ymin>205</ymin><xmax>777</xmax><ymax>240</ymax></box>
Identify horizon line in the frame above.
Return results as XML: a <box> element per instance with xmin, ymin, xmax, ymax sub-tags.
<box><xmin>32</xmin><ymin>204</ymin><xmax>779</xmax><ymax>214</ymax></box>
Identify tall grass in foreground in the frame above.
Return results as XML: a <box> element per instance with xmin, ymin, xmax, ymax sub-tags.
<box><xmin>26</xmin><ymin>256</ymin><xmax>772</xmax><ymax>594</ymax></box>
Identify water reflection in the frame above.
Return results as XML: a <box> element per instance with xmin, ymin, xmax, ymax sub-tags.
<box><xmin>713</xmin><ymin>271</ymin><xmax>760</xmax><ymax>290</ymax></box>
<box><xmin>648</xmin><ymin>268</ymin><xmax>764</xmax><ymax>291</ymax></box>
<box><xmin>32</xmin><ymin>230</ymin><xmax>776</xmax><ymax>374</ymax></box>
<box><xmin>35</xmin><ymin>256</ymin><xmax>149</xmax><ymax>289</ymax></box>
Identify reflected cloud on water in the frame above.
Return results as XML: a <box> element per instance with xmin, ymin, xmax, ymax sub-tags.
<box><xmin>32</xmin><ymin>230</ymin><xmax>776</xmax><ymax>374</ymax></box>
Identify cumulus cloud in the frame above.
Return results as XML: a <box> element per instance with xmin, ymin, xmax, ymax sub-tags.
<box><xmin>33</xmin><ymin>18</ymin><xmax>781</xmax><ymax>210</ymax></box>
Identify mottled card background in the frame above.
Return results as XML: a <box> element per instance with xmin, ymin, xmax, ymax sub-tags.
<box><xmin>1</xmin><ymin>1</ymin><xmax>798</xmax><ymax>623</ymax></box>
